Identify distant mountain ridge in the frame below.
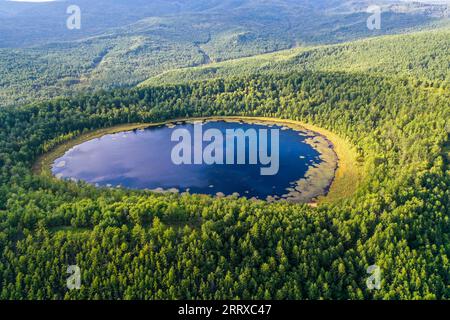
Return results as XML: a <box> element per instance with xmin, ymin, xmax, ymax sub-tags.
<box><xmin>0</xmin><ymin>0</ymin><xmax>447</xmax><ymax>48</ymax></box>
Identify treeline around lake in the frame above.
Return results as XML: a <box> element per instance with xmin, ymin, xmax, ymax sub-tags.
<box><xmin>0</xmin><ymin>71</ymin><xmax>449</xmax><ymax>299</ymax></box>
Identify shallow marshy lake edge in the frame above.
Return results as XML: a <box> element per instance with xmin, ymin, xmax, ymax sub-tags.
<box><xmin>34</xmin><ymin>117</ymin><xmax>365</xmax><ymax>205</ymax></box>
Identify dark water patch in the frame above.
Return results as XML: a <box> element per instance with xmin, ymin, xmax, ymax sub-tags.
<box><xmin>52</xmin><ymin>120</ymin><xmax>328</xmax><ymax>201</ymax></box>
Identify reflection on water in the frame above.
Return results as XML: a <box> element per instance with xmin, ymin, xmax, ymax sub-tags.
<box><xmin>52</xmin><ymin>121</ymin><xmax>322</xmax><ymax>200</ymax></box>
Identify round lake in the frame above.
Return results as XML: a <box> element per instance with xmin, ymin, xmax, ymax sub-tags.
<box><xmin>52</xmin><ymin>120</ymin><xmax>335</xmax><ymax>201</ymax></box>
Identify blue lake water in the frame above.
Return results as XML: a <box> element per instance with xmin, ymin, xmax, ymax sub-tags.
<box><xmin>52</xmin><ymin>121</ymin><xmax>323</xmax><ymax>200</ymax></box>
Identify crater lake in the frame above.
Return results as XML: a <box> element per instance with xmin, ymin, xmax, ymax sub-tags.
<box><xmin>51</xmin><ymin>120</ymin><xmax>337</xmax><ymax>202</ymax></box>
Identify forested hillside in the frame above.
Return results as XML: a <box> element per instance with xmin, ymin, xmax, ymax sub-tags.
<box><xmin>0</xmin><ymin>71</ymin><xmax>448</xmax><ymax>299</ymax></box>
<box><xmin>142</xmin><ymin>28</ymin><xmax>450</xmax><ymax>87</ymax></box>
<box><xmin>0</xmin><ymin>0</ymin><xmax>448</xmax><ymax>107</ymax></box>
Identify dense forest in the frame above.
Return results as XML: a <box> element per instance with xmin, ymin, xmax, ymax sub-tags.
<box><xmin>0</xmin><ymin>71</ymin><xmax>448</xmax><ymax>299</ymax></box>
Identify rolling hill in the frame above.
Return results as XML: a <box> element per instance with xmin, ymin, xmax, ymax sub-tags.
<box><xmin>0</xmin><ymin>0</ymin><xmax>448</xmax><ymax>107</ymax></box>
<box><xmin>140</xmin><ymin>27</ymin><xmax>450</xmax><ymax>87</ymax></box>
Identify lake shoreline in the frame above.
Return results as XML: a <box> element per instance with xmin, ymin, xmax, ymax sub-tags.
<box><xmin>33</xmin><ymin>116</ymin><xmax>364</xmax><ymax>205</ymax></box>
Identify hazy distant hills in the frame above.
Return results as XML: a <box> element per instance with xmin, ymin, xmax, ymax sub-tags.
<box><xmin>0</xmin><ymin>0</ymin><xmax>187</xmax><ymax>47</ymax></box>
<box><xmin>0</xmin><ymin>0</ymin><xmax>447</xmax><ymax>48</ymax></box>
<box><xmin>0</xmin><ymin>0</ymin><xmax>448</xmax><ymax>107</ymax></box>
